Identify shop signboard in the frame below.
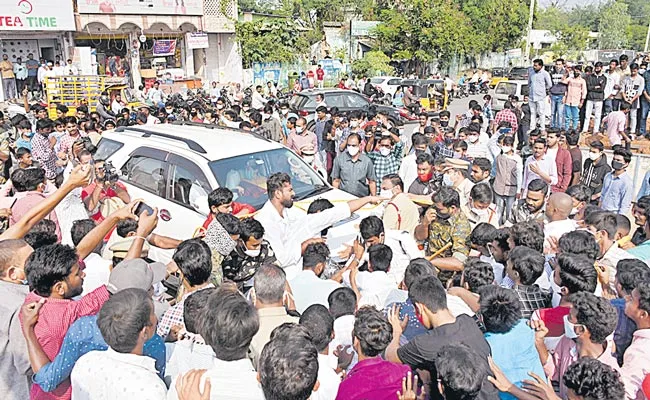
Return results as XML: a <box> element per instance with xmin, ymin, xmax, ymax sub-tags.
<box><xmin>253</xmin><ymin>62</ymin><xmax>282</xmax><ymax>87</ymax></box>
<box><xmin>153</xmin><ymin>39</ymin><xmax>177</xmax><ymax>56</ymax></box>
<box><xmin>186</xmin><ymin>32</ymin><xmax>209</xmax><ymax>50</ymax></box>
<box><xmin>77</xmin><ymin>0</ymin><xmax>203</xmax><ymax>16</ymax></box>
<box><xmin>0</xmin><ymin>0</ymin><xmax>75</xmax><ymax>30</ymax></box>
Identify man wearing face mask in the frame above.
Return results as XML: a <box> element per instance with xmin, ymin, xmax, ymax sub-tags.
<box><xmin>261</xmin><ymin>104</ymin><xmax>283</xmax><ymax>144</ymax></box>
<box><xmin>431</xmin><ymin>128</ymin><xmax>455</xmax><ymax>160</ymax></box>
<box><xmin>332</xmin><ymin>133</ymin><xmax>377</xmax><ymax>197</ymax></box>
<box><xmin>299</xmin><ymin>145</ymin><xmax>327</xmax><ymax>180</ymax></box>
<box><xmin>465</xmin><ymin>123</ymin><xmax>490</xmax><ymax>161</ymax></box>
<box><xmin>441</xmin><ymin>158</ymin><xmax>473</xmax><ymax>208</ymax></box>
<box><xmin>0</xmin><ymin>239</ymin><xmax>35</xmax><ymax>400</ymax></box>
<box><xmin>581</xmin><ymin>140</ymin><xmax>611</xmax><ymax>204</ymax></box>
<box><xmin>408</xmin><ymin>152</ymin><xmax>441</xmax><ymax>198</ymax></box>
<box><xmin>462</xmin><ymin>183</ymin><xmax>498</xmax><ymax>230</ymax></box>
<box><xmin>415</xmin><ymin>186</ymin><xmax>471</xmax><ymax>276</ymax></box>
<box><xmin>278</xmin><ymin>102</ymin><xmax>297</xmax><ymax>138</ymax></box>
<box><xmin>600</xmin><ymin>148</ymin><xmax>633</xmax><ymax>215</ymax></box>
<box><xmin>532</xmin><ymin>291</ymin><xmax>618</xmax><ymax>399</ymax></box>
<box><xmin>10</xmin><ymin>167</ymin><xmax>62</xmax><ymax>240</ymax></box>
<box><xmin>221</xmin><ymin>218</ymin><xmax>276</xmax><ymax>292</ymax></box>
<box><xmin>528</xmin><ymin>59</ymin><xmax>552</xmax><ymax>134</ymax></box>
<box><xmin>398</xmin><ymin>133</ymin><xmax>428</xmax><ymax>189</ymax></box>
<box><xmin>365</xmin><ymin>129</ymin><xmax>404</xmax><ymax>194</ymax></box>
<box><xmin>380</xmin><ymin>174</ymin><xmax>419</xmax><ymax>235</ymax></box>
<box><xmin>583</xmin><ymin>62</ymin><xmax>607</xmax><ymax>135</ymax></box>
<box><xmin>287</xmin><ymin>117</ymin><xmax>317</xmax><ymax>156</ymax></box>
<box><xmin>438</xmin><ymin>110</ymin><xmax>451</xmax><ymax>128</ymax></box>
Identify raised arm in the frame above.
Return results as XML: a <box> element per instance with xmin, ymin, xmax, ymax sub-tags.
<box><xmin>0</xmin><ymin>165</ymin><xmax>91</xmax><ymax>240</ymax></box>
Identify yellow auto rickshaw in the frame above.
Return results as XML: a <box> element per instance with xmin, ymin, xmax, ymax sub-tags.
<box><xmin>400</xmin><ymin>79</ymin><xmax>448</xmax><ymax>113</ymax></box>
<box><xmin>106</xmin><ymin>84</ymin><xmax>146</xmax><ymax>112</ymax></box>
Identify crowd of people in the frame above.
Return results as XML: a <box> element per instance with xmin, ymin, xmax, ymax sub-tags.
<box><xmin>1</xmin><ymin>54</ymin><xmax>650</xmax><ymax>400</ymax></box>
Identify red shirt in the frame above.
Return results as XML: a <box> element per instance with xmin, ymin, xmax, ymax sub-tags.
<box><xmin>201</xmin><ymin>202</ymin><xmax>257</xmax><ymax>230</ymax></box>
<box><xmin>21</xmin><ymin>286</ymin><xmax>110</xmax><ymax>399</ymax></box>
<box><xmin>533</xmin><ymin>306</ymin><xmax>570</xmax><ymax>338</ymax></box>
<box><xmin>316</xmin><ymin>68</ymin><xmax>325</xmax><ymax>80</ymax></box>
<box><xmin>81</xmin><ymin>182</ymin><xmax>128</xmax><ymax>222</ymax></box>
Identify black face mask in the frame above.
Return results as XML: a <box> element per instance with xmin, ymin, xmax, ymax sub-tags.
<box><xmin>612</xmin><ymin>161</ymin><xmax>625</xmax><ymax>171</ymax></box>
<box><xmin>436</xmin><ymin>209</ymin><xmax>451</xmax><ymax>221</ymax></box>
<box><xmin>415</xmin><ymin>149</ymin><xmax>425</xmax><ymax>157</ymax></box>
<box><xmin>444</xmin><ymin>137</ymin><xmax>454</xmax><ymax>145</ymax></box>
<box><xmin>440</xmin><ymin>120</ymin><xmax>449</xmax><ymax>127</ymax></box>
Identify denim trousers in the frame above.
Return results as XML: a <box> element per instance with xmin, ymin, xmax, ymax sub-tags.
<box><xmin>550</xmin><ymin>94</ymin><xmax>564</xmax><ymax>129</ymax></box>
<box><xmin>640</xmin><ymin>98</ymin><xmax>649</xmax><ymax>136</ymax></box>
<box><xmin>495</xmin><ymin>194</ymin><xmax>516</xmax><ymax>226</ymax></box>
<box><xmin>565</xmin><ymin>105</ymin><xmax>579</xmax><ymax>130</ymax></box>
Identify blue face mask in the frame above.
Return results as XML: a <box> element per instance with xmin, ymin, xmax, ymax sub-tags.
<box><xmin>25</xmin><ymin>131</ymin><xmax>35</xmax><ymax>138</ymax></box>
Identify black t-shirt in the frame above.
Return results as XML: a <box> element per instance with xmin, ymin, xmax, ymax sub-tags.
<box><xmin>396</xmin><ymin>314</ymin><xmax>499</xmax><ymax>400</ymax></box>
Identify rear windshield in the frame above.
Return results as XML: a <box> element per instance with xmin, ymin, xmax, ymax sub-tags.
<box><xmin>290</xmin><ymin>94</ymin><xmax>314</xmax><ymax>109</ymax></box>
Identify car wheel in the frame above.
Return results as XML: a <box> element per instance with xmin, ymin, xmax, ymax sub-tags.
<box><xmin>307</xmin><ymin>121</ymin><xmax>315</xmax><ymax>131</ymax></box>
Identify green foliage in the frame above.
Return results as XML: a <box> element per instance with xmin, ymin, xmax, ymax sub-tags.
<box><xmin>460</xmin><ymin>0</ymin><xmax>529</xmax><ymax>53</ymax></box>
<box><xmin>535</xmin><ymin>5</ymin><xmax>591</xmax><ymax>57</ymax></box>
<box><xmin>351</xmin><ymin>51</ymin><xmax>394</xmax><ymax>76</ymax></box>
<box><xmin>234</xmin><ymin>19</ymin><xmax>310</xmax><ymax>68</ymax></box>
<box><xmin>598</xmin><ymin>2</ymin><xmax>632</xmax><ymax>49</ymax></box>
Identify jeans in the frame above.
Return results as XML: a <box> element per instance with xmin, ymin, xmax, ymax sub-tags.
<box><xmin>550</xmin><ymin>94</ymin><xmax>564</xmax><ymax>128</ymax></box>
<box><xmin>583</xmin><ymin>100</ymin><xmax>603</xmax><ymax>133</ymax></box>
<box><xmin>495</xmin><ymin>194</ymin><xmax>516</xmax><ymax>226</ymax></box>
<box><xmin>565</xmin><ymin>105</ymin><xmax>580</xmax><ymax>130</ymax></box>
<box><xmin>2</xmin><ymin>78</ymin><xmax>16</xmax><ymax>100</ymax></box>
<box><xmin>640</xmin><ymin>97</ymin><xmax>649</xmax><ymax>136</ymax></box>
<box><xmin>529</xmin><ymin>99</ymin><xmax>547</xmax><ymax>132</ymax></box>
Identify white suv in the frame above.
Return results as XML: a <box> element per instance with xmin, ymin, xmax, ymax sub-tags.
<box><xmin>96</xmin><ymin>122</ymin><xmax>370</xmax><ymax>251</ymax></box>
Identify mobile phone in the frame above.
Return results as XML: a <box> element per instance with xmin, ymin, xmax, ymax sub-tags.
<box><xmin>134</xmin><ymin>201</ymin><xmax>154</xmax><ymax>217</ymax></box>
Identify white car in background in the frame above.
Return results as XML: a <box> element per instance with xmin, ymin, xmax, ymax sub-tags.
<box><xmin>370</xmin><ymin>76</ymin><xmax>403</xmax><ymax>98</ymax></box>
<box><xmin>95</xmin><ymin>122</ymin><xmax>376</xmax><ymax>252</ymax></box>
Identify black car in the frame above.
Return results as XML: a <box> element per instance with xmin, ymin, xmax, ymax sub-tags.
<box><xmin>289</xmin><ymin>89</ymin><xmax>405</xmax><ymax>129</ymax></box>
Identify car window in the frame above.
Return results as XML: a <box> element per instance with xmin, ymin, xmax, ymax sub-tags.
<box><xmin>370</xmin><ymin>78</ymin><xmax>384</xmax><ymax>84</ymax></box>
<box><xmin>94</xmin><ymin>138</ymin><xmax>124</xmax><ymax>161</ymax></box>
<box><xmin>326</xmin><ymin>94</ymin><xmax>346</xmax><ymax>108</ymax></box>
<box><xmin>169</xmin><ymin>162</ymin><xmax>212</xmax><ymax>212</ymax></box>
<box><xmin>345</xmin><ymin>93</ymin><xmax>368</xmax><ymax>108</ymax></box>
<box><xmin>521</xmin><ymin>85</ymin><xmax>529</xmax><ymax>96</ymax></box>
<box><xmin>495</xmin><ymin>83</ymin><xmax>517</xmax><ymax>96</ymax></box>
<box><xmin>387</xmin><ymin>79</ymin><xmax>402</xmax><ymax>85</ymax></box>
<box><xmin>208</xmin><ymin>148</ymin><xmax>330</xmax><ymax>211</ymax></box>
<box><xmin>120</xmin><ymin>155</ymin><xmax>167</xmax><ymax>197</ymax></box>
<box><xmin>290</xmin><ymin>95</ymin><xmax>311</xmax><ymax>109</ymax></box>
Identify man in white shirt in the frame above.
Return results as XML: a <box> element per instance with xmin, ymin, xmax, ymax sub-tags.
<box><xmin>543</xmin><ymin>192</ymin><xmax>576</xmax><ymax>253</ymax></box>
<box><xmin>251</xmin><ymin>85</ymin><xmax>268</xmax><ymax>110</ymax></box>
<box><xmin>327</xmin><ymin>287</ymin><xmax>358</xmax><ymax>370</ymax></box>
<box><xmin>289</xmin><ymin>242</ymin><xmax>341</xmax><ymax>314</ymax></box>
<box><xmin>147</xmin><ymin>81</ymin><xmax>164</xmax><ymax>108</ymax></box>
<box><xmin>344</xmin><ymin>243</ymin><xmax>397</xmax><ymax>309</ymax></box>
<box><xmin>63</xmin><ymin>59</ymin><xmax>78</xmax><ymax>76</ymax></box>
<box><xmin>522</xmin><ymin>138</ymin><xmax>558</xmax><ymax>196</ymax></box>
<box><xmin>167</xmin><ymin>287</ymin><xmax>264</xmax><ymax>399</ymax></box>
<box><xmin>255</xmin><ymin>173</ymin><xmax>382</xmax><ymax>280</ymax></box>
<box><xmin>71</xmin><ymin>288</ymin><xmax>167</xmax><ymax>400</ymax></box>
<box><xmin>299</xmin><ymin>305</ymin><xmax>341</xmax><ymax>400</ymax></box>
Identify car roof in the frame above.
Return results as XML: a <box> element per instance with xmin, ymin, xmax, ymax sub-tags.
<box><xmin>297</xmin><ymin>88</ymin><xmax>365</xmax><ymax>96</ymax></box>
<box><xmin>498</xmin><ymin>79</ymin><xmax>527</xmax><ymax>84</ymax></box>
<box><xmin>104</xmin><ymin>122</ymin><xmax>284</xmax><ymax>161</ymax></box>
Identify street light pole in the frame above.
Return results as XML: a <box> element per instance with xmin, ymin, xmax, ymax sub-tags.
<box><xmin>524</xmin><ymin>0</ymin><xmax>535</xmax><ymax>66</ymax></box>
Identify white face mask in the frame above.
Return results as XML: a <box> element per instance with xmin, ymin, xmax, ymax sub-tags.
<box><xmin>443</xmin><ymin>173</ymin><xmax>454</xmax><ymax>186</ymax></box>
<box><xmin>570</xmin><ymin>207</ymin><xmax>579</xmax><ymax>216</ymax></box>
<box><xmin>217</xmin><ymin>104</ymin><xmax>224</xmax><ymax>110</ymax></box>
<box><xmin>244</xmin><ymin>248</ymin><xmax>261</xmax><ymax>258</ymax></box>
<box><xmin>350</xmin><ymin>121</ymin><xmax>359</xmax><ymax>128</ymax></box>
<box><xmin>588</xmin><ymin>152</ymin><xmax>601</xmax><ymax>161</ymax></box>
<box><xmin>379</xmin><ymin>147</ymin><xmax>391</xmax><ymax>157</ymax></box>
<box><xmin>303</xmin><ymin>155</ymin><xmax>314</xmax><ymax>164</ymax></box>
<box><xmin>563</xmin><ymin>315</ymin><xmax>580</xmax><ymax>339</ymax></box>
<box><xmin>380</xmin><ymin>188</ymin><xmax>394</xmax><ymax>199</ymax></box>
<box><xmin>471</xmin><ymin>207</ymin><xmax>489</xmax><ymax>217</ymax></box>
<box><xmin>501</xmin><ymin>146</ymin><xmax>512</xmax><ymax>154</ymax></box>
<box><xmin>468</xmin><ymin>135</ymin><xmax>479</xmax><ymax>143</ymax></box>
<box><xmin>347</xmin><ymin>145</ymin><xmax>360</xmax><ymax>156</ymax></box>
<box><xmin>296</xmin><ymin>127</ymin><xmax>304</xmax><ymax>134</ymax></box>
<box><xmin>263</xmin><ymin>113</ymin><xmax>271</xmax><ymax>120</ymax></box>
<box><xmin>281</xmin><ymin>109</ymin><xmax>289</xmax><ymax>115</ymax></box>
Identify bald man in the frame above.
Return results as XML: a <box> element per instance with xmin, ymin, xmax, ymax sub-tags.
<box><xmin>543</xmin><ymin>192</ymin><xmax>577</xmax><ymax>253</ymax></box>
<box><xmin>0</xmin><ymin>239</ymin><xmax>35</xmax><ymax>400</ymax></box>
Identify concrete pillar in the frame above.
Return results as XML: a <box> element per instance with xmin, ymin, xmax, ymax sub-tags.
<box><xmin>183</xmin><ymin>37</ymin><xmax>195</xmax><ymax>78</ymax></box>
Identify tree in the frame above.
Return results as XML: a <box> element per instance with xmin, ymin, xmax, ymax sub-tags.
<box><xmin>375</xmin><ymin>0</ymin><xmax>475</xmax><ymax>75</ymax></box>
<box><xmin>535</xmin><ymin>5</ymin><xmax>590</xmax><ymax>58</ymax></box>
<box><xmin>598</xmin><ymin>2</ymin><xmax>632</xmax><ymax>49</ymax></box>
<box><xmin>235</xmin><ymin>19</ymin><xmax>310</xmax><ymax>68</ymax></box>
<box><xmin>351</xmin><ymin>51</ymin><xmax>394</xmax><ymax>76</ymax></box>
<box><xmin>460</xmin><ymin>0</ymin><xmax>529</xmax><ymax>53</ymax></box>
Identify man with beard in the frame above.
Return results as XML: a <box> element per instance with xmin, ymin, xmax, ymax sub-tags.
<box><xmin>506</xmin><ymin>178</ymin><xmax>548</xmax><ymax>226</ymax></box>
<box><xmin>255</xmin><ymin>173</ymin><xmax>383</xmax><ymax>279</ymax></box>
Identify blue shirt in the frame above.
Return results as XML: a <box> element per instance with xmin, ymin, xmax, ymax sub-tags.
<box><xmin>601</xmin><ymin>171</ymin><xmax>633</xmax><ymax>215</ymax></box>
<box><xmin>15</xmin><ymin>136</ymin><xmax>32</xmax><ymax>151</ymax></box>
<box><xmin>628</xmin><ymin>239</ymin><xmax>650</xmax><ymax>261</ymax></box>
<box><xmin>527</xmin><ymin>67</ymin><xmax>552</xmax><ymax>102</ymax></box>
<box><xmin>611</xmin><ymin>298</ymin><xmax>636</xmax><ymax>366</ymax></box>
<box><xmin>485</xmin><ymin>320</ymin><xmax>546</xmax><ymax>400</ymax></box>
<box><xmin>33</xmin><ymin>315</ymin><xmax>166</xmax><ymax>392</ymax></box>
<box><xmin>385</xmin><ymin>296</ymin><xmax>428</xmax><ymax>342</ymax></box>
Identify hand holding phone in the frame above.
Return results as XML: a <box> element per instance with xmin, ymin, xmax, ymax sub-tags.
<box><xmin>134</xmin><ymin>201</ymin><xmax>155</xmax><ymax>217</ymax></box>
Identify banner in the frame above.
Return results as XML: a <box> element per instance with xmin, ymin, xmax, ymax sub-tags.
<box><xmin>0</xmin><ymin>0</ymin><xmax>75</xmax><ymax>30</ymax></box>
<box><xmin>186</xmin><ymin>32</ymin><xmax>209</xmax><ymax>50</ymax></box>
<box><xmin>153</xmin><ymin>39</ymin><xmax>177</xmax><ymax>56</ymax></box>
<box><xmin>77</xmin><ymin>0</ymin><xmax>202</xmax><ymax>16</ymax></box>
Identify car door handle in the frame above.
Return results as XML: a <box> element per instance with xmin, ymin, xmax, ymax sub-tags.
<box><xmin>160</xmin><ymin>209</ymin><xmax>171</xmax><ymax>222</ymax></box>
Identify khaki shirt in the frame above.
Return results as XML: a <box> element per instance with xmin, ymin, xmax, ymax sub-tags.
<box><xmin>0</xmin><ymin>60</ymin><xmax>15</xmax><ymax>79</ymax></box>
<box><xmin>383</xmin><ymin>193</ymin><xmax>420</xmax><ymax>235</ymax></box>
<box><xmin>249</xmin><ymin>307</ymin><xmax>298</xmax><ymax>368</ymax></box>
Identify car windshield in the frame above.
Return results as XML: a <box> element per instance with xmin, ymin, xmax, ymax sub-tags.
<box><xmin>370</xmin><ymin>78</ymin><xmax>385</xmax><ymax>84</ymax></box>
<box><xmin>208</xmin><ymin>148</ymin><xmax>331</xmax><ymax>210</ymax></box>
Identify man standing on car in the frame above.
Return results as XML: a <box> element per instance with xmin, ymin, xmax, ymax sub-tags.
<box><xmin>528</xmin><ymin>59</ymin><xmax>552</xmax><ymax>135</ymax></box>
<box><xmin>549</xmin><ymin>58</ymin><xmax>567</xmax><ymax>129</ymax></box>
